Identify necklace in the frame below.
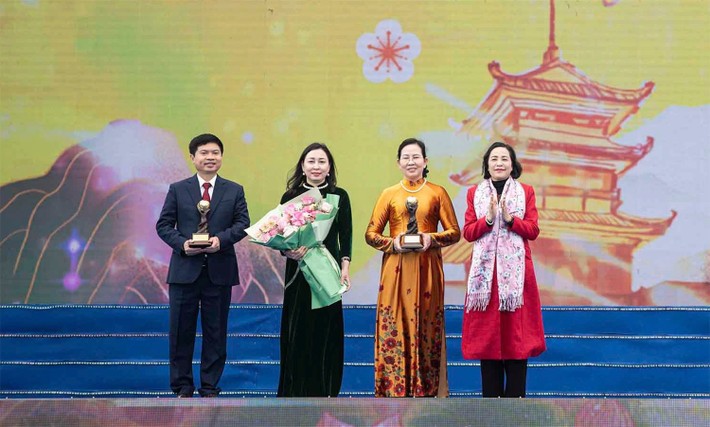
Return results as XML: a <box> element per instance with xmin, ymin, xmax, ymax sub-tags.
<box><xmin>400</xmin><ymin>179</ymin><xmax>427</xmax><ymax>193</ymax></box>
<box><xmin>302</xmin><ymin>181</ymin><xmax>328</xmax><ymax>190</ymax></box>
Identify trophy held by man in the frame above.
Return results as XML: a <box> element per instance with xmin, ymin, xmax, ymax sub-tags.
<box><xmin>189</xmin><ymin>200</ymin><xmax>212</xmax><ymax>248</ymax></box>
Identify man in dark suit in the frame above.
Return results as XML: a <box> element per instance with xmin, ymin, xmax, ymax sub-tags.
<box><xmin>156</xmin><ymin>133</ymin><xmax>250</xmax><ymax>397</ymax></box>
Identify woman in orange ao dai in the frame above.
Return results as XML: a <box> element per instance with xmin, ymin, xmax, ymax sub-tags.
<box><xmin>365</xmin><ymin>138</ymin><xmax>460</xmax><ymax>397</ymax></box>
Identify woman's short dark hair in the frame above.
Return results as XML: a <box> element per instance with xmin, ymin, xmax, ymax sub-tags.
<box><xmin>284</xmin><ymin>142</ymin><xmax>337</xmax><ymax>199</ymax></box>
<box><xmin>397</xmin><ymin>137</ymin><xmax>429</xmax><ymax>178</ymax></box>
<box><xmin>189</xmin><ymin>133</ymin><xmax>224</xmax><ymax>155</ymax></box>
<box><xmin>482</xmin><ymin>141</ymin><xmax>523</xmax><ymax>179</ymax></box>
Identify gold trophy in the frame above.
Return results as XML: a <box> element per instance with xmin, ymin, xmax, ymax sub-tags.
<box><xmin>190</xmin><ymin>200</ymin><xmax>212</xmax><ymax>248</ymax></box>
<box><xmin>400</xmin><ymin>196</ymin><xmax>423</xmax><ymax>250</ymax></box>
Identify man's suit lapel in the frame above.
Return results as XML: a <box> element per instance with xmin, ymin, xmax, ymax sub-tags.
<box><xmin>186</xmin><ymin>175</ymin><xmax>201</xmax><ymax>207</ymax></box>
<box><xmin>210</xmin><ymin>175</ymin><xmax>226</xmax><ymax>214</ymax></box>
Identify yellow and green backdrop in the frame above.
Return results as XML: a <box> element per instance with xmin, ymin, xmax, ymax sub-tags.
<box><xmin>1</xmin><ymin>0</ymin><xmax>708</xmax><ymax>305</ymax></box>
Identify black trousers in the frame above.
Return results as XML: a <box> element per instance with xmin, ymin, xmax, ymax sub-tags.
<box><xmin>480</xmin><ymin>359</ymin><xmax>528</xmax><ymax>398</ymax></box>
<box><xmin>169</xmin><ymin>268</ymin><xmax>231</xmax><ymax>397</ymax></box>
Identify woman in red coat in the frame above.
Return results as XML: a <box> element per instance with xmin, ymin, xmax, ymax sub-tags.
<box><xmin>461</xmin><ymin>141</ymin><xmax>546</xmax><ymax>398</ymax></box>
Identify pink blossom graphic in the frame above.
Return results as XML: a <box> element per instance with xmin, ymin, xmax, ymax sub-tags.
<box><xmin>356</xmin><ymin>19</ymin><xmax>421</xmax><ymax>83</ymax></box>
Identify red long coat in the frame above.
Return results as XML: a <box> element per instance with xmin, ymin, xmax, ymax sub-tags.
<box><xmin>461</xmin><ymin>183</ymin><xmax>546</xmax><ymax>360</ymax></box>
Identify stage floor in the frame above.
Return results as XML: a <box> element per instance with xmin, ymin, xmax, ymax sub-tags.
<box><xmin>0</xmin><ymin>398</ymin><xmax>708</xmax><ymax>426</ymax></box>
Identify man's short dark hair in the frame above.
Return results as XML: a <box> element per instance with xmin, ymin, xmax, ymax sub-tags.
<box><xmin>189</xmin><ymin>133</ymin><xmax>224</xmax><ymax>155</ymax></box>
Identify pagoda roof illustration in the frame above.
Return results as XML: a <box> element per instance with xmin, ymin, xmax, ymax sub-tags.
<box><xmin>442</xmin><ymin>209</ymin><xmax>677</xmax><ymax>265</ymax></box>
<box><xmin>487</xmin><ymin>60</ymin><xmax>654</xmax><ymax>104</ymax></box>
<box><xmin>449</xmin><ymin>133</ymin><xmax>654</xmax><ymax>187</ymax></box>
<box><xmin>453</xmin><ymin>0</ymin><xmax>658</xmax><ymax>184</ymax></box>
<box><xmin>459</xmin><ymin>0</ymin><xmax>654</xmax><ymax>140</ymax></box>
<box><xmin>444</xmin><ymin>0</ymin><xmax>676</xmax><ymax>293</ymax></box>
<box><xmin>458</xmin><ymin>58</ymin><xmax>654</xmax><ymax>140</ymax></box>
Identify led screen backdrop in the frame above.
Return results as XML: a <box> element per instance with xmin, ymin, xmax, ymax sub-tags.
<box><xmin>1</xmin><ymin>0</ymin><xmax>708</xmax><ymax>305</ymax></box>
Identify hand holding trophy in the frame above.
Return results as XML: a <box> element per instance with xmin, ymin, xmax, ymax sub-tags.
<box><xmin>400</xmin><ymin>196</ymin><xmax>424</xmax><ymax>250</ymax></box>
<box><xmin>189</xmin><ymin>200</ymin><xmax>212</xmax><ymax>248</ymax></box>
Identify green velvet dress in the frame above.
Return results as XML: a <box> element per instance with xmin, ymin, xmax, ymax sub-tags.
<box><xmin>277</xmin><ymin>186</ymin><xmax>352</xmax><ymax>397</ymax></box>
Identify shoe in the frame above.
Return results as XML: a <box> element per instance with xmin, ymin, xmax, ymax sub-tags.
<box><xmin>202</xmin><ymin>392</ymin><xmax>218</xmax><ymax>398</ymax></box>
<box><xmin>177</xmin><ymin>392</ymin><xmax>193</xmax><ymax>398</ymax></box>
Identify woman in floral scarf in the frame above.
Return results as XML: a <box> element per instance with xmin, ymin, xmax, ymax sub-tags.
<box><xmin>461</xmin><ymin>141</ymin><xmax>546</xmax><ymax>398</ymax></box>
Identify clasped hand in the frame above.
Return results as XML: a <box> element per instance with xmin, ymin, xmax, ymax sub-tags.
<box><xmin>393</xmin><ymin>232</ymin><xmax>432</xmax><ymax>253</ymax></box>
<box><xmin>183</xmin><ymin>236</ymin><xmax>221</xmax><ymax>256</ymax></box>
<box><xmin>284</xmin><ymin>246</ymin><xmax>308</xmax><ymax>261</ymax></box>
<box><xmin>486</xmin><ymin>193</ymin><xmax>513</xmax><ymax>224</ymax></box>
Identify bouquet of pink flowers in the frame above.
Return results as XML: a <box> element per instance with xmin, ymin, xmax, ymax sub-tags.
<box><xmin>246</xmin><ymin>188</ymin><xmax>345</xmax><ymax>308</ymax></box>
<box><xmin>250</xmin><ymin>190</ymin><xmax>334</xmax><ymax>244</ymax></box>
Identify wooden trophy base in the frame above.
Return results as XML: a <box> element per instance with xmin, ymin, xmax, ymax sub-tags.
<box><xmin>189</xmin><ymin>233</ymin><xmax>211</xmax><ymax>248</ymax></box>
<box><xmin>400</xmin><ymin>234</ymin><xmax>423</xmax><ymax>250</ymax></box>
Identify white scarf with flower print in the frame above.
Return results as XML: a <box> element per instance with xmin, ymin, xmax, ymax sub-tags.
<box><xmin>465</xmin><ymin>178</ymin><xmax>526</xmax><ymax>312</ymax></box>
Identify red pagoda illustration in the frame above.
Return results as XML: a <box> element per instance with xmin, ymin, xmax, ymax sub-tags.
<box><xmin>444</xmin><ymin>0</ymin><xmax>676</xmax><ymax>305</ymax></box>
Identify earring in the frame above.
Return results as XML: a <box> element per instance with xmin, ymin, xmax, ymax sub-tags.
<box><xmin>302</xmin><ymin>172</ymin><xmax>306</xmax><ymax>175</ymax></box>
